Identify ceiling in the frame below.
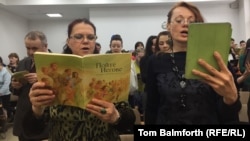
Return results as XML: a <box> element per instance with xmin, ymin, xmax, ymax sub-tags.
<box><xmin>0</xmin><ymin>0</ymin><xmax>236</xmax><ymax>20</ymax></box>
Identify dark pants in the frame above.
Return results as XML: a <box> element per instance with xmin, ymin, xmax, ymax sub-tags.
<box><xmin>0</xmin><ymin>95</ymin><xmax>11</xmax><ymax>118</ymax></box>
<box><xmin>18</xmin><ymin>134</ymin><xmax>43</xmax><ymax>141</ymax></box>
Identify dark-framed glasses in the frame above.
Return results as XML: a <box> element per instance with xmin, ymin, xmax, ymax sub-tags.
<box><xmin>70</xmin><ymin>34</ymin><xmax>97</xmax><ymax>42</ymax></box>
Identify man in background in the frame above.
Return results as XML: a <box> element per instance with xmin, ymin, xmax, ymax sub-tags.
<box><xmin>11</xmin><ymin>31</ymin><xmax>49</xmax><ymax>141</ymax></box>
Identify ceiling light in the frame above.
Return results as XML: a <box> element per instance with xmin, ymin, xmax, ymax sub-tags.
<box><xmin>46</xmin><ymin>13</ymin><xmax>63</xmax><ymax>18</ymax></box>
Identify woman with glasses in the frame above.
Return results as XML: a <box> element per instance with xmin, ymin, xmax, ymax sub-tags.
<box><xmin>145</xmin><ymin>1</ymin><xmax>241</xmax><ymax>125</ymax></box>
<box><xmin>22</xmin><ymin>18</ymin><xmax>135</xmax><ymax>141</ymax></box>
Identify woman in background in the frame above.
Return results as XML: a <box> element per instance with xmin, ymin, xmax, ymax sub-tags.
<box><xmin>237</xmin><ymin>38</ymin><xmax>250</xmax><ymax>123</ymax></box>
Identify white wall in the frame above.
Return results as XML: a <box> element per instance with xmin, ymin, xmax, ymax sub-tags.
<box><xmin>90</xmin><ymin>6</ymin><xmax>168</xmax><ymax>53</ymax></box>
<box><xmin>0</xmin><ymin>2</ymin><xmax>245</xmax><ymax>58</ymax></box>
<box><xmin>0</xmin><ymin>8</ymin><xmax>28</xmax><ymax>63</ymax></box>
<box><xmin>90</xmin><ymin>3</ymin><xmax>241</xmax><ymax>53</ymax></box>
<box><xmin>29</xmin><ymin>20</ymin><xmax>71</xmax><ymax>53</ymax></box>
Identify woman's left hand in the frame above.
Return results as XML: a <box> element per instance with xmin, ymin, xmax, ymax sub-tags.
<box><xmin>192</xmin><ymin>51</ymin><xmax>238</xmax><ymax>105</ymax></box>
<box><xmin>86</xmin><ymin>98</ymin><xmax>120</xmax><ymax>124</ymax></box>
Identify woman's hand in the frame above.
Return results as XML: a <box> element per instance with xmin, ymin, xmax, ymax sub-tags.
<box><xmin>29</xmin><ymin>82</ymin><xmax>55</xmax><ymax>116</ymax></box>
<box><xmin>86</xmin><ymin>98</ymin><xmax>120</xmax><ymax>124</ymax></box>
<box><xmin>192</xmin><ymin>51</ymin><xmax>238</xmax><ymax>105</ymax></box>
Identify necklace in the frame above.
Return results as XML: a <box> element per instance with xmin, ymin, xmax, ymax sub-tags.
<box><xmin>170</xmin><ymin>51</ymin><xmax>188</xmax><ymax>109</ymax></box>
<box><xmin>170</xmin><ymin>51</ymin><xmax>186</xmax><ymax>89</ymax></box>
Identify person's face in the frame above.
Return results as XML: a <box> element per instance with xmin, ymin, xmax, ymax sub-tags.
<box><xmin>136</xmin><ymin>51</ymin><xmax>144</xmax><ymax>61</ymax></box>
<box><xmin>167</xmin><ymin>6</ymin><xmax>195</xmax><ymax>44</ymax></box>
<box><xmin>96</xmin><ymin>45</ymin><xmax>101</xmax><ymax>52</ymax></box>
<box><xmin>240</xmin><ymin>42</ymin><xmax>246</xmax><ymax>48</ymax></box>
<box><xmin>25</xmin><ymin>38</ymin><xmax>47</xmax><ymax>59</ymax></box>
<box><xmin>151</xmin><ymin>38</ymin><xmax>157</xmax><ymax>53</ymax></box>
<box><xmin>136</xmin><ymin>44</ymin><xmax>144</xmax><ymax>50</ymax></box>
<box><xmin>51</xmin><ymin>63</ymin><xmax>58</xmax><ymax>70</ymax></box>
<box><xmin>9</xmin><ymin>57</ymin><xmax>18</xmax><ymax>65</ymax></box>
<box><xmin>67</xmin><ymin>23</ymin><xmax>96</xmax><ymax>56</ymax></box>
<box><xmin>110</xmin><ymin>40</ymin><xmax>122</xmax><ymax>53</ymax></box>
<box><xmin>158</xmin><ymin>35</ymin><xmax>170</xmax><ymax>53</ymax></box>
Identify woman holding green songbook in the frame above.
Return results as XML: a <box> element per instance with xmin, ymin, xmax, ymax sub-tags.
<box><xmin>22</xmin><ymin>18</ymin><xmax>135</xmax><ymax>141</ymax></box>
<box><xmin>145</xmin><ymin>1</ymin><xmax>241</xmax><ymax>125</ymax></box>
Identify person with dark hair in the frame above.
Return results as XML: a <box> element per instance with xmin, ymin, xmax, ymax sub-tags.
<box><xmin>237</xmin><ymin>38</ymin><xmax>250</xmax><ymax>122</ymax></box>
<box><xmin>7</xmin><ymin>53</ymin><xmax>19</xmax><ymax>73</ymax></box>
<box><xmin>155</xmin><ymin>31</ymin><xmax>171</xmax><ymax>53</ymax></box>
<box><xmin>109</xmin><ymin>34</ymin><xmax>123</xmax><ymax>53</ymax></box>
<box><xmin>134</xmin><ymin>41</ymin><xmax>144</xmax><ymax>51</ymax></box>
<box><xmin>139</xmin><ymin>35</ymin><xmax>157</xmax><ymax>84</ymax></box>
<box><xmin>0</xmin><ymin>56</ymin><xmax>12</xmax><ymax>132</ymax></box>
<box><xmin>239</xmin><ymin>40</ymin><xmax>246</xmax><ymax>56</ymax></box>
<box><xmin>139</xmin><ymin>35</ymin><xmax>157</xmax><ymax>119</ymax></box>
<box><xmin>95</xmin><ymin>42</ymin><xmax>101</xmax><ymax>54</ymax></box>
<box><xmin>23</xmin><ymin>18</ymin><xmax>135</xmax><ymax>141</ymax></box>
<box><xmin>145</xmin><ymin>1</ymin><xmax>241</xmax><ymax>125</ymax></box>
<box><xmin>10</xmin><ymin>31</ymin><xmax>49</xmax><ymax>140</ymax></box>
<box><xmin>132</xmin><ymin>41</ymin><xmax>144</xmax><ymax>60</ymax></box>
<box><xmin>7</xmin><ymin>52</ymin><xmax>20</xmax><ymax>123</ymax></box>
<box><xmin>109</xmin><ymin>33</ymin><xmax>138</xmax><ymax>117</ymax></box>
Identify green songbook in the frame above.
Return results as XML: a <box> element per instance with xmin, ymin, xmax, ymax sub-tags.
<box><xmin>185</xmin><ymin>22</ymin><xmax>232</xmax><ymax>79</ymax></box>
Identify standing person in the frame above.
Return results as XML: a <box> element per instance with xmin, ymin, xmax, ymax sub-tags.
<box><xmin>23</xmin><ymin>18</ymin><xmax>135</xmax><ymax>141</ymax></box>
<box><xmin>11</xmin><ymin>31</ymin><xmax>49</xmax><ymax>141</ymax></box>
<box><xmin>139</xmin><ymin>35</ymin><xmax>157</xmax><ymax>84</ymax></box>
<box><xmin>109</xmin><ymin>34</ymin><xmax>138</xmax><ymax>110</ymax></box>
<box><xmin>132</xmin><ymin>48</ymin><xmax>145</xmax><ymax>119</ymax></box>
<box><xmin>237</xmin><ymin>38</ymin><xmax>250</xmax><ymax>122</ymax></box>
<box><xmin>95</xmin><ymin>42</ymin><xmax>101</xmax><ymax>54</ymax></box>
<box><xmin>155</xmin><ymin>31</ymin><xmax>171</xmax><ymax>53</ymax></box>
<box><xmin>134</xmin><ymin>41</ymin><xmax>144</xmax><ymax>51</ymax></box>
<box><xmin>145</xmin><ymin>1</ymin><xmax>241</xmax><ymax>125</ymax></box>
<box><xmin>132</xmin><ymin>41</ymin><xmax>144</xmax><ymax>60</ymax></box>
<box><xmin>0</xmin><ymin>56</ymin><xmax>12</xmax><ymax>131</ymax></box>
<box><xmin>139</xmin><ymin>35</ymin><xmax>157</xmax><ymax>118</ymax></box>
<box><xmin>7</xmin><ymin>52</ymin><xmax>20</xmax><ymax>122</ymax></box>
<box><xmin>7</xmin><ymin>53</ymin><xmax>19</xmax><ymax>73</ymax></box>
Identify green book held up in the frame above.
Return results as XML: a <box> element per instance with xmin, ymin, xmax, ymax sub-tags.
<box><xmin>34</xmin><ymin>52</ymin><xmax>132</xmax><ymax>109</ymax></box>
<box><xmin>185</xmin><ymin>22</ymin><xmax>232</xmax><ymax>79</ymax></box>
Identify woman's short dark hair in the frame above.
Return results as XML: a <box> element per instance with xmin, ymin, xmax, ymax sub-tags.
<box><xmin>134</xmin><ymin>41</ymin><xmax>144</xmax><ymax>50</ymax></box>
<box><xmin>110</xmin><ymin>34</ymin><xmax>123</xmax><ymax>46</ymax></box>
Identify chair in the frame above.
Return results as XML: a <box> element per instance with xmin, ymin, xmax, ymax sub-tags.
<box><xmin>119</xmin><ymin>134</ymin><xmax>134</xmax><ymax>141</ymax></box>
<box><xmin>239</xmin><ymin>91</ymin><xmax>249</xmax><ymax>123</ymax></box>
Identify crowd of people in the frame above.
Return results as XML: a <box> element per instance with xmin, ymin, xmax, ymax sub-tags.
<box><xmin>0</xmin><ymin>1</ymin><xmax>249</xmax><ymax>141</ymax></box>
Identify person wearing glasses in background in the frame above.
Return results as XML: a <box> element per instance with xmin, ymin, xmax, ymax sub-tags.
<box><xmin>145</xmin><ymin>1</ymin><xmax>241</xmax><ymax>125</ymax></box>
<box><xmin>11</xmin><ymin>31</ymin><xmax>49</xmax><ymax>141</ymax></box>
<box><xmin>22</xmin><ymin>18</ymin><xmax>135</xmax><ymax>141</ymax></box>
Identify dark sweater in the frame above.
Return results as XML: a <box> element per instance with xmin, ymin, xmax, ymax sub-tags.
<box><xmin>145</xmin><ymin>52</ymin><xmax>241</xmax><ymax>124</ymax></box>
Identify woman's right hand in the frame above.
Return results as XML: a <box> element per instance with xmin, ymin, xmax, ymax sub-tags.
<box><xmin>29</xmin><ymin>81</ymin><xmax>55</xmax><ymax>116</ymax></box>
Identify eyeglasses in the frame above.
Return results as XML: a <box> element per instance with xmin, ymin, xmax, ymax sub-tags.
<box><xmin>172</xmin><ymin>17</ymin><xmax>196</xmax><ymax>25</ymax></box>
<box><xmin>70</xmin><ymin>34</ymin><xmax>97</xmax><ymax>42</ymax></box>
